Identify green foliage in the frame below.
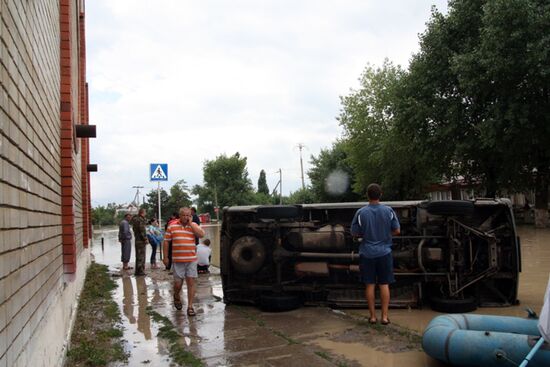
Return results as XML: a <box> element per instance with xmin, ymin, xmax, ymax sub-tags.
<box><xmin>91</xmin><ymin>203</ymin><xmax>118</xmax><ymax>226</ymax></box>
<box><xmin>251</xmin><ymin>192</ymin><xmax>273</xmax><ymax>205</ymax></box>
<box><xmin>167</xmin><ymin>179</ymin><xmax>192</xmax><ymax>215</ymax></box>
<box><xmin>338</xmin><ymin>61</ymin><xmax>432</xmax><ymax>200</ymax></box>
<box><xmin>257</xmin><ymin>169</ymin><xmax>270</xmax><ymax>195</ymax></box>
<box><xmin>143</xmin><ymin>188</ymin><xmax>169</xmax><ymax>219</ymax></box>
<box><xmin>399</xmin><ymin>0</ymin><xmax>550</xmax><ymax>201</ymax></box>
<box><xmin>286</xmin><ymin>188</ymin><xmax>316</xmax><ymax>204</ymax></box>
<box><xmin>193</xmin><ymin>153</ymin><xmax>255</xmax><ymax>212</ymax></box>
<box><xmin>143</xmin><ymin>180</ymin><xmax>192</xmax><ymax>222</ymax></box>
<box><xmin>308</xmin><ymin>141</ymin><xmax>359</xmax><ymax>202</ymax></box>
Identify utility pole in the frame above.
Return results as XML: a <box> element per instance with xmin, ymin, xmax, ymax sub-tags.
<box><xmin>214</xmin><ymin>183</ymin><xmax>219</xmax><ymax>221</ymax></box>
<box><xmin>272</xmin><ymin>169</ymin><xmax>283</xmax><ymax>204</ymax></box>
<box><xmin>278</xmin><ymin>168</ymin><xmax>283</xmax><ymax>204</ymax></box>
<box><xmin>131</xmin><ymin>185</ymin><xmax>144</xmax><ymax>208</ymax></box>
<box><xmin>296</xmin><ymin>143</ymin><xmax>306</xmax><ymax>190</ymax></box>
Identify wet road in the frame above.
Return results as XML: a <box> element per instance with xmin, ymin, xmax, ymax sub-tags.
<box><xmin>91</xmin><ymin>225</ymin><xmax>549</xmax><ymax>367</ymax></box>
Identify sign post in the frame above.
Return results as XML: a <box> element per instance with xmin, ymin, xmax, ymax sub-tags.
<box><xmin>150</xmin><ymin>163</ymin><xmax>168</xmax><ymax>259</ymax></box>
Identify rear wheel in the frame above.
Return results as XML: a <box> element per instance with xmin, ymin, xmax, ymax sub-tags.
<box><xmin>259</xmin><ymin>293</ymin><xmax>302</xmax><ymax>312</ymax></box>
<box><xmin>429</xmin><ymin>296</ymin><xmax>477</xmax><ymax>313</ymax></box>
<box><xmin>230</xmin><ymin>236</ymin><xmax>266</xmax><ymax>274</ymax></box>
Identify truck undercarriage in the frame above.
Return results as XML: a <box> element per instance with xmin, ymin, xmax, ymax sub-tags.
<box><xmin>221</xmin><ymin>199</ymin><xmax>521</xmax><ymax>312</ymax></box>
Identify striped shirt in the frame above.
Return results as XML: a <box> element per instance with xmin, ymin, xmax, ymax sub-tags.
<box><xmin>164</xmin><ymin>221</ymin><xmax>197</xmax><ymax>263</ymax></box>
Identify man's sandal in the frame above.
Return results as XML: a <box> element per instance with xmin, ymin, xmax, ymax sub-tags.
<box><xmin>174</xmin><ymin>298</ymin><xmax>183</xmax><ymax>311</ymax></box>
<box><xmin>187</xmin><ymin>307</ymin><xmax>196</xmax><ymax>317</ymax></box>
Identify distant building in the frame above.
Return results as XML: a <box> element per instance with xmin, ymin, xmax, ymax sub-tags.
<box><xmin>426</xmin><ymin>179</ymin><xmax>476</xmax><ymax>201</ymax></box>
<box><xmin>0</xmin><ymin>1</ymin><xmax>92</xmax><ymax>365</ymax></box>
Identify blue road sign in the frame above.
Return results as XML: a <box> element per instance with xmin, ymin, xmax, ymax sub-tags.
<box><xmin>150</xmin><ymin>163</ymin><xmax>168</xmax><ymax>181</ymax></box>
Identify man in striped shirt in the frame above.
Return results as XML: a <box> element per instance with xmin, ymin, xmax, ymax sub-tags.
<box><xmin>163</xmin><ymin>207</ymin><xmax>205</xmax><ymax>315</ymax></box>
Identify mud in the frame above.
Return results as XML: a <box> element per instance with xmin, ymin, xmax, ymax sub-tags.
<box><xmin>91</xmin><ymin>224</ymin><xmax>549</xmax><ymax>366</ymax></box>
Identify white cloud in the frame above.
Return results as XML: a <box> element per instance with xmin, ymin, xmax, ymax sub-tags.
<box><xmin>87</xmin><ymin>0</ymin><xmax>448</xmax><ymax>206</ymax></box>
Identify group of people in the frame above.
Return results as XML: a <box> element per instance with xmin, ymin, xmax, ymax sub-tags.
<box><xmin>118</xmin><ymin>206</ymin><xmax>213</xmax><ymax>316</ymax></box>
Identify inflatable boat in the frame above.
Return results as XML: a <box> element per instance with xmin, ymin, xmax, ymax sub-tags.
<box><xmin>423</xmin><ymin>314</ymin><xmax>550</xmax><ymax>366</ymax></box>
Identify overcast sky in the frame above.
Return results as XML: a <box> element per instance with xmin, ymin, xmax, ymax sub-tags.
<box><xmin>87</xmin><ymin>0</ymin><xmax>448</xmax><ymax>207</ymax></box>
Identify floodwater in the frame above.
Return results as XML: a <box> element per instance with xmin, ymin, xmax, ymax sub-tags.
<box><xmin>91</xmin><ymin>225</ymin><xmax>550</xmax><ymax>367</ymax></box>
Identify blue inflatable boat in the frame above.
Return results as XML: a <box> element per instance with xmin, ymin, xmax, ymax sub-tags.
<box><xmin>423</xmin><ymin>314</ymin><xmax>550</xmax><ymax>366</ymax></box>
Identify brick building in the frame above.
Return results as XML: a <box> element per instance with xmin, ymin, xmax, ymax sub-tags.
<box><xmin>0</xmin><ymin>1</ymin><xmax>92</xmax><ymax>365</ymax></box>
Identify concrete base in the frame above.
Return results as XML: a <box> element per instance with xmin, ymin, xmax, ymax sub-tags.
<box><xmin>13</xmin><ymin>248</ymin><xmax>91</xmax><ymax>367</ymax></box>
<box><xmin>203</xmin><ymin>224</ymin><xmax>221</xmax><ymax>268</ymax></box>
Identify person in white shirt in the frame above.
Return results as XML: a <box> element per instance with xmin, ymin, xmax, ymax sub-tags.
<box><xmin>197</xmin><ymin>239</ymin><xmax>212</xmax><ymax>274</ymax></box>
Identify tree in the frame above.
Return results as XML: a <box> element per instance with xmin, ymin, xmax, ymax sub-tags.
<box><xmin>286</xmin><ymin>188</ymin><xmax>316</xmax><ymax>204</ymax></box>
<box><xmin>91</xmin><ymin>203</ymin><xmax>117</xmax><ymax>226</ymax></box>
<box><xmin>308</xmin><ymin>141</ymin><xmax>359</xmax><ymax>202</ymax></box>
<box><xmin>143</xmin><ymin>180</ymin><xmax>191</xmax><ymax>223</ymax></box>
<box><xmin>193</xmin><ymin>153</ymin><xmax>255</xmax><ymax>213</ymax></box>
<box><xmin>338</xmin><ymin>61</ymin><xmax>434</xmax><ymax>200</ymax></box>
<box><xmin>143</xmin><ymin>188</ymin><xmax>169</xmax><ymax>220</ymax></box>
<box><xmin>400</xmin><ymin>0</ymin><xmax>550</xmax><ymax>225</ymax></box>
<box><xmin>166</xmin><ymin>180</ymin><xmax>192</xmax><ymax>218</ymax></box>
<box><xmin>257</xmin><ymin>169</ymin><xmax>270</xmax><ymax>195</ymax></box>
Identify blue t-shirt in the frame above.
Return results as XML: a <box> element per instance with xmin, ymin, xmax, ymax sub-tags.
<box><xmin>351</xmin><ymin>203</ymin><xmax>400</xmax><ymax>259</ymax></box>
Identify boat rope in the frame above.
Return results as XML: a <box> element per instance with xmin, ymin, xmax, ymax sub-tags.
<box><xmin>495</xmin><ymin>350</ymin><xmax>519</xmax><ymax>366</ymax></box>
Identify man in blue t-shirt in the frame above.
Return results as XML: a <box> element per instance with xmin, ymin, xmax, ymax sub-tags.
<box><xmin>351</xmin><ymin>183</ymin><xmax>400</xmax><ymax>325</ymax></box>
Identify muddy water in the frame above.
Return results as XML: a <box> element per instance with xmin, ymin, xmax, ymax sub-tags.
<box><xmin>91</xmin><ymin>225</ymin><xmax>549</xmax><ymax>367</ymax></box>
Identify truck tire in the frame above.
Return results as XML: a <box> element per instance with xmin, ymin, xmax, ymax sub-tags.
<box><xmin>259</xmin><ymin>293</ymin><xmax>302</xmax><ymax>312</ymax></box>
<box><xmin>230</xmin><ymin>236</ymin><xmax>266</xmax><ymax>274</ymax></box>
<box><xmin>430</xmin><ymin>296</ymin><xmax>478</xmax><ymax>313</ymax></box>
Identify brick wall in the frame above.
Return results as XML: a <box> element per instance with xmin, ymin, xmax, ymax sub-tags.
<box><xmin>0</xmin><ymin>0</ymin><xmax>91</xmax><ymax>365</ymax></box>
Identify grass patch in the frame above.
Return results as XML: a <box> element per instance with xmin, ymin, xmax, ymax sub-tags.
<box><xmin>66</xmin><ymin>263</ymin><xmax>127</xmax><ymax>366</ymax></box>
<box><xmin>146</xmin><ymin>309</ymin><xmax>203</xmax><ymax>367</ymax></box>
<box><xmin>315</xmin><ymin>351</ymin><xmax>332</xmax><ymax>361</ymax></box>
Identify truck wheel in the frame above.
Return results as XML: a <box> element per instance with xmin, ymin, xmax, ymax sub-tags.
<box><xmin>259</xmin><ymin>293</ymin><xmax>302</xmax><ymax>312</ymax></box>
<box><xmin>424</xmin><ymin>201</ymin><xmax>475</xmax><ymax>217</ymax></box>
<box><xmin>230</xmin><ymin>236</ymin><xmax>266</xmax><ymax>274</ymax></box>
<box><xmin>430</xmin><ymin>296</ymin><xmax>477</xmax><ymax>313</ymax></box>
<box><xmin>256</xmin><ymin>205</ymin><xmax>302</xmax><ymax>220</ymax></box>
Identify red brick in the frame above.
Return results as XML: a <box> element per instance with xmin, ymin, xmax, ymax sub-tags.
<box><xmin>62</xmin><ymin>226</ymin><xmax>75</xmax><ymax>236</ymax></box>
<box><xmin>63</xmin><ymin>236</ymin><xmax>75</xmax><ymax>247</ymax></box>
<box><xmin>61</xmin><ymin>138</ymin><xmax>72</xmax><ymax>149</ymax></box>
<box><xmin>61</xmin><ymin>157</ymin><xmax>72</xmax><ymax>168</ymax></box>
<box><xmin>61</xmin><ymin>167</ymin><xmax>73</xmax><ymax>177</ymax></box>
<box><xmin>61</xmin><ymin>148</ymin><xmax>73</xmax><ymax>157</ymax></box>
<box><xmin>61</xmin><ymin>215</ymin><xmax>74</xmax><ymax>225</ymax></box>
<box><xmin>60</xmin><ymin>102</ymin><xmax>71</xmax><ymax>112</ymax></box>
<box><xmin>64</xmin><ymin>263</ymin><xmax>76</xmax><ymax>274</ymax></box>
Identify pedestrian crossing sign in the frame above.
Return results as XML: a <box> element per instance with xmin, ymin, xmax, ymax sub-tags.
<box><xmin>150</xmin><ymin>163</ymin><xmax>168</xmax><ymax>181</ymax></box>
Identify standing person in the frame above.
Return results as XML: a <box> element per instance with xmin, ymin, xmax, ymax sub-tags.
<box><xmin>351</xmin><ymin>183</ymin><xmax>400</xmax><ymax>325</ymax></box>
<box><xmin>197</xmin><ymin>239</ymin><xmax>212</xmax><ymax>274</ymax></box>
<box><xmin>147</xmin><ymin>219</ymin><xmax>162</xmax><ymax>269</ymax></box>
<box><xmin>165</xmin><ymin>212</ymin><xmax>179</xmax><ymax>271</ymax></box>
<box><xmin>191</xmin><ymin>207</ymin><xmax>201</xmax><ymax>245</ymax></box>
<box><xmin>162</xmin><ymin>207</ymin><xmax>205</xmax><ymax>315</ymax></box>
<box><xmin>131</xmin><ymin>208</ymin><xmax>149</xmax><ymax>276</ymax></box>
<box><xmin>118</xmin><ymin>213</ymin><xmax>133</xmax><ymax>270</ymax></box>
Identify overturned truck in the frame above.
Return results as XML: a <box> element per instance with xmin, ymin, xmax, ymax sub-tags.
<box><xmin>221</xmin><ymin>199</ymin><xmax>521</xmax><ymax>312</ymax></box>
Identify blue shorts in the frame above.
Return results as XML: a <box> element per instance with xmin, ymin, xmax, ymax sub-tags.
<box><xmin>359</xmin><ymin>253</ymin><xmax>395</xmax><ymax>285</ymax></box>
